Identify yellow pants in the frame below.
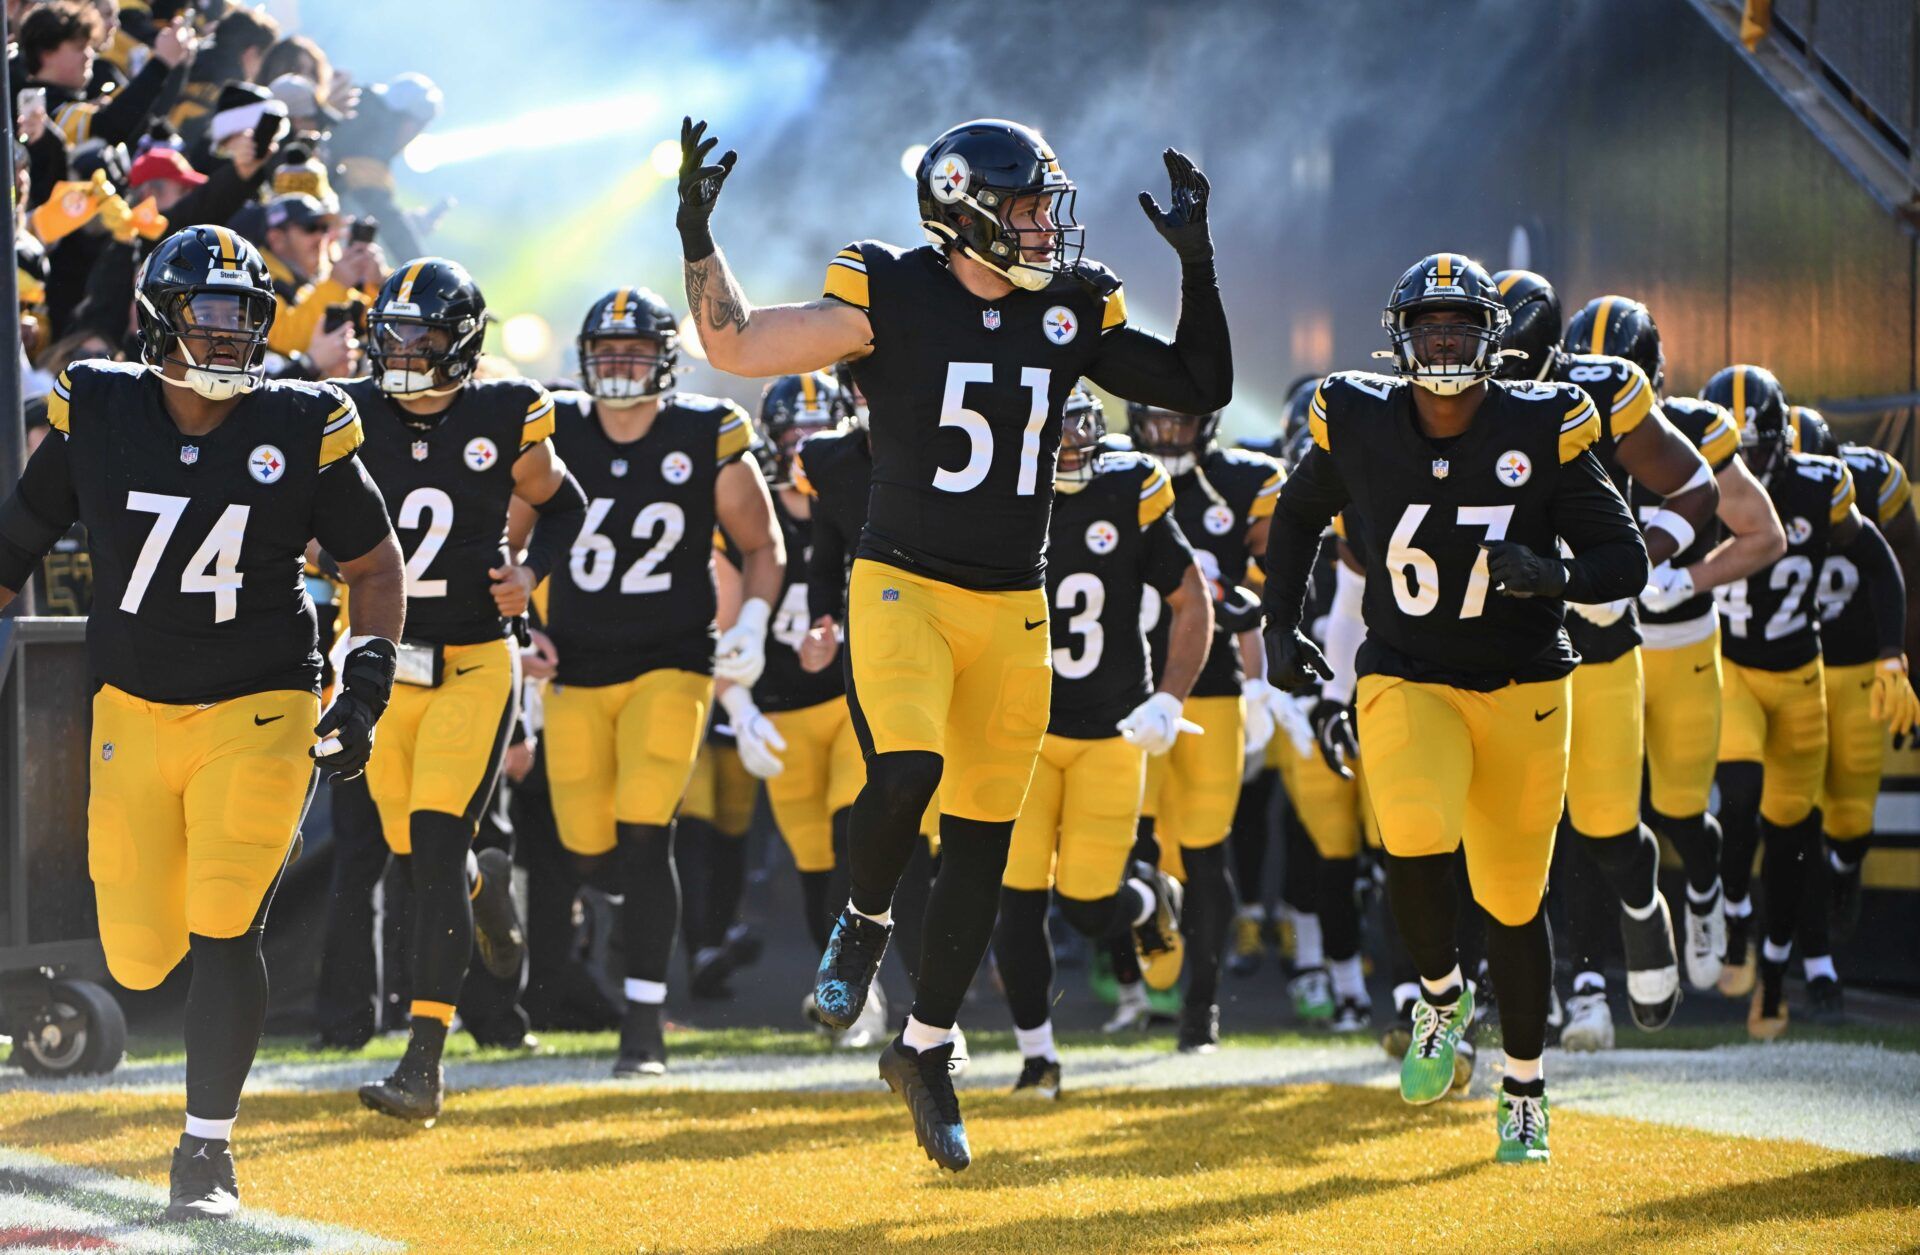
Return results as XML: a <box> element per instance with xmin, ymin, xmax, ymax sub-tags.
<box><xmin>1820</xmin><ymin>660</ymin><xmax>1886</xmax><ymax>840</ymax></box>
<box><xmin>367</xmin><ymin>637</ymin><xmax>520</xmax><ymax>852</ymax></box>
<box><xmin>1357</xmin><ymin>673</ymin><xmax>1571</xmax><ymax>925</ymax></box>
<box><xmin>1004</xmin><ymin>733</ymin><xmax>1146</xmax><ymax>899</ymax></box>
<box><xmin>762</xmin><ymin>698</ymin><xmax>866</xmax><ymax>872</ymax></box>
<box><xmin>1718</xmin><ymin>657</ymin><xmax>1827</xmax><ymax>827</ymax></box>
<box><xmin>1642</xmin><ymin>628</ymin><xmax>1723</xmax><ymax>818</ymax></box>
<box><xmin>846</xmin><ymin>558</ymin><xmax>1051</xmax><ymax>822</ymax></box>
<box><xmin>1156</xmin><ymin>694</ymin><xmax>1244</xmax><ymax>851</ymax></box>
<box><xmin>681</xmin><ymin>742</ymin><xmax>758</xmax><ymax>835</ymax></box>
<box><xmin>544</xmin><ymin>667</ymin><xmax>712</xmax><ymax>854</ymax></box>
<box><xmin>1276</xmin><ymin>732</ymin><xmax>1363</xmax><ymax>860</ymax></box>
<box><xmin>1566</xmin><ymin>648</ymin><xmax>1645</xmax><ymax>838</ymax></box>
<box><xmin>88</xmin><ymin>685</ymin><xmax>318</xmax><ymax>990</ymax></box>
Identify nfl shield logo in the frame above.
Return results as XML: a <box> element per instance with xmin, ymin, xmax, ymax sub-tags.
<box><xmin>982</xmin><ymin>309</ymin><xmax>1001</xmax><ymax>331</ymax></box>
<box><xmin>1431</xmin><ymin>458</ymin><xmax>1450</xmax><ymax>479</ymax></box>
<box><xmin>101</xmin><ymin>742</ymin><xmax>113</xmax><ymax>762</ymax></box>
<box><xmin>179</xmin><ymin>444</ymin><xmax>199</xmax><ymax>465</ymax></box>
<box><xmin>611</xmin><ymin>459</ymin><xmax>629</xmax><ymax>477</ymax></box>
<box><xmin>412</xmin><ymin>441</ymin><xmax>430</xmax><ymax>461</ymax></box>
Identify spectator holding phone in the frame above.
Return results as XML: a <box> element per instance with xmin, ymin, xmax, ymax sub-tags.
<box><xmin>20</xmin><ymin>2</ymin><xmax>196</xmax><ymax>147</ymax></box>
<box><xmin>170</xmin><ymin>4</ymin><xmax>279</xmax><ymax>144</ymax></box>
<box><xmin>255</xmin><ymin>191</ymin><xmax>377</xmax><ymax>375</ymax></box>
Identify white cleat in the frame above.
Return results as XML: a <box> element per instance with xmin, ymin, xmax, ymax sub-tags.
<box><xmin>1684</xmin><ymin>898</ymin><xmax>1726</xmax><ymax>991</ymax></box>
<box><xmin>1560</xmin><ymin>990</ymin><xmax>1615</xmax><ymax>1052</ymax></box>
<box><xmin>1103</xmin><ymin>982</ymin><xmax>1152</xmax><ymax>1033</ymax></box>
<box><xmin>836</xmin><ymin>983</ymin><xmax>889</xmax><ymax>1050</ymax></box>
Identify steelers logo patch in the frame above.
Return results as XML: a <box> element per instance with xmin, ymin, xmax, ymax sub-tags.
<box><xmin>1203</xmin><ymin>504</ymin><xmax>1235</xmax><ymax>535</ymax></box>
<box><xmin>1042</xmin><ymin>306</ymin><xmax>1078</xmax><ymax>346</ymax></box>
<box><xmin>1787</xmin><ymin>516</ymin><xmax>1813</xmax><ymax>546</ymax></box>
<box><xmin>464</xmin><ymin>437</ymin><xmax>499</xmax><ymax>471</ymax></box>
<box><xmin>1496</xmin><ymin>449</ymin><xmax>1532</xmax><ymax>487</ymax></box>
<box><xmin>661</xmin><ymin>451</ymin><xmax>693</xmax><ymax>484</ymax></box>
<box><xmin>1085</xmin><ymin>520</ymin><xmax>1119</xmax><ymax>554</ymax></box>
<box><xmin>928</xmin><ymin>152</ymin><xmax>970</xmax><ymax>204</ymax></box>
<box><xmin>248</xmin><ymin>444</ymin><xmax>286</xmax><ymax>484</ymax></box>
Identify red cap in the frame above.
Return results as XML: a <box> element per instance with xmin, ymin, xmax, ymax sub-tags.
<box><xmin>128</xmin><ymin>148</ymin><xmax>209</xmax><ymax>189</ymax></box>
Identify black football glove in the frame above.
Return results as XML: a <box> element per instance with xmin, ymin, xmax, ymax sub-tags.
<box><xmin>311</xmin><ymin>638</ymin><xmax>397</xmax><ymax>781</ymax></box>
<box><xmin>1308</xmin><ymin>697</ymin><xmax>1357</xmax><ymax>780</ymax></box>
<box><xmin>676</xmin><ymin>116</ymin><xmax>737</xmax><ymax>261</ymax></box>
<box><xmin>1215</xmin><ymin>583</ymin><xmax>1263</xmax><ymax>633</ymax></box>
<box><xmin>1482</xmin><ymin>540</ymin><xmax>1568</xmax><ymax>599</ymax></box>
<box><xmin>1138</xmin><ymin>148</ymin><xmax>1212</xmax><ymax>265</ymax></box>
<box><xmin>1265</xmin><ymin>624</ymin><xmax>1332</xmax><ymax>695</ymax></box>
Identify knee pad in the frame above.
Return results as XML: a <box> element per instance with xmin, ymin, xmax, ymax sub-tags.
<box><xmin>1055</xmin><ymin>892</ymin><xmax>1120</xmax><ymax>939</ymax></box>
<box><xmin>1575</xmin><ymin>825</ymin><xmax>1658</xmax><ymax>898</ymax></box>
<box><xmin>408</xmin><ymin>814</ymin><xmax>472</xmax><ymax>894</ymax></box>
<box><xmin>937</xmin><ymin>815</ymin><xmax>1013</xmax><ymax>872</ymax></box>
<box><xmin>866</xmin><ymin>751</ymin><xmax>944</xmax><ymax>821</ymax></box>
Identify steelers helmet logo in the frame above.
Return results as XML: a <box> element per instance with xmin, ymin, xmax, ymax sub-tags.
<box><xmin>1787</xmin><ymin>516</ymin><xmax>1813</xmax><ymax>546</ymax></box>
<box><xmin>1496</xmin><ymin>449</ymin><xmax>1532</xmax><ymax>487</ymax></box>
<box><xmin>1203</xmin><ymin>504</ymin><xmax>1235</xmax><ymax>535</ymax></box>
<box><xmin>1042</xmin><ymin>306</ymin><xmax>1078</xmax><ymax>346</ymax></box>
<box><xmin>248</xmin><ymin>444</ymin><xmax>286</xmax><ymax>484</ymax></box>
<box><xmin>661</xmin><ymin>451</ymin><xmax>693</xmax><ymax>484</ymax></box>
<box><xmin>1085</xmin><ymin>520</ymin><xmax>1119</xmax><ymax>554</ymax></box>
<box><xmin>464</xmin><ymin>437</ymin><xmax>499</xmax><ymax>471</ymax></box>
<box><xmin>928</xmin><ymin>152</ymin><xmax>970</xmax><ymax>204</ymax></box>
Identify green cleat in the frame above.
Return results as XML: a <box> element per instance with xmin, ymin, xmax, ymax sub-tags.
<box><xmin>1288</xmin><ymin>968</ymin><xmax>1334</xmax><ymax>1022</ymax></box>
<box><xmin>1399</xmin><ymin>985</ymin><xmax>1474</xmax><ymax>1105</ymax></box>
<box><xmin>1495</xmin><ymin>1084</ymin><xmax>1551</xmax><ymax>1163</ymax></box>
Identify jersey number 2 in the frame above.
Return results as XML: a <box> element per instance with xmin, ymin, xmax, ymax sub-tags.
<box><xmin>934</xmin><ymin>363</ymin><xmax>1050</xmax><ymax>495</ymax></box>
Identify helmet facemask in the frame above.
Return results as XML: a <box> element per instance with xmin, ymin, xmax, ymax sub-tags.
<box><xmin>1386</xmin><ymin>305</ymin><xmax>1509</xmax><ymax>396</ymax></box>
<box><xmin>1055</xmin><ymin>397</ymin><xmax>1108</xmax><ymax>493</ymax></box>
<box><xmin>140</xmin><ymin>288</ymin><xmax>274</xmax><ymax>401</ymax></box>
<box><xmin>581</xmin><ymin>332</ymin><xmax>675</xmax><ymax>406</ymax></box>
<box><xmin>1133</xmin><ymin>408</ymin><xmax>1207</xmax><ymax>477</ymax></box>
<box><xmin>370</xmin><ymin>315</ymin><xmax>479</xmax><ymax>398</ymax></box>
<box><xmin>922</xmin><ymin>149</ymin><xmax>1084</xmax><ymax>292</ymax></box>
<box><xmin>1740</xmin><ymin>411</ymin><xmax>1790</xmax><ymax>482</ymax></box>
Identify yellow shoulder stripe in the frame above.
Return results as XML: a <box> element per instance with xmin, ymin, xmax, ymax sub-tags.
<box><xmin>1249</xmin><ymin>471</ymin><xmax>1282</xmax><ymax>522</ymax></box>
<box><xmin>1101</xmin><ymin>285</ymin><xmax>1127</xmax><ymax>332</ymax></box>
<box><xmin>1558</xmin><ymin>394</ymin><xmax>1601</xmax><ymax>463</ymax></box>
<box><xmin>1878</xmin><ymin>458</ymin><xmax>1911</xmax><ymax>525</ymax></box>
<box><xmin>521</xmin><ymin>392</ymin><xmax>556</xmax><ymax>448</ymax></box>
<box><xmin>1699</xmin><ymin>416</ymin><xmax>1739</xmax><ymax>470</ymax></box>
<box><xmin>53</xmin><ymin>101</ymin><xmax>95</xmax><ymax>145</ymax></box>
<box><xmin>1332</xmin><ymin>512</ymin><xmax>1348</xmax><ymax>540</ymax></box>
<box><xmin>319</xmin><ymin>403</ymin><xmax>364</xmax><ymax>469</ymax></box>
<box><xmin>1610</xmin><ymin>365</ymin><xmax>1652</xmax><ymax>435</ymax></box>
<box><xmin>823</xmin><ymin>245</ymin><xmax>869</xmax><ymax>310</ymax></box>
<box><xmin>1308</xmin><ymin>384</ymin><xmax>1330</xmax><ymax>452</ymax></box>
<box><xmin>1830</xmin><ymin>465</ymin><xmax>1857</xmax><ymax>526</ymax></box>
<box><xmin>47</xmin><ymin>370</ymin><xmax>72</xmax><ymax>434</ymax></box>
<box><xmin>792</xmin><ymin>446</ymin><xmax>817</xmax><ymax>497</ymax></box>
<box><xmin>717</xmin><ymin>410</ymin><xmax>753</xmax><ymax>462</ymax></box>
<box><xmin>1138</xmin><ymin>464</ymin><xmax>1174</xmax><ymax>528</ymax></box>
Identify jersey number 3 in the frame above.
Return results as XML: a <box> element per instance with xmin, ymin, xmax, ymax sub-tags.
<box><xmin>935</xmin><ymin>363</ymin><xmax>1050</xmax><ymax>495</ymax></box>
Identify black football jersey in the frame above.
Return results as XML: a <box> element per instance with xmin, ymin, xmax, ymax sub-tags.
<box><xmin>342</xmin><ymin>375</ymin><xmax>556</xmax><ymax>647</ymax></box>
<box><xmin>1552</xmin><ymin>352</ymin><xmax>1659</xmax><ymax>665</ymax></box>
<box><xmin>541</xmin><ymin>389</ymin><xmax>753</xmax><ymax>686</ymax></box>
<box><xmin>792</xmin><ymin>424</ymin><xmax>873</xmax><ymax>622</ymax></box>
<box><xmin>1815</xmin><ymin>444</ymin><xmax>1910</xmax><ymax>667</ymax></box>
<box><xmin>1634</xmin><ymin>396</ymin><xmax>1740</xmax><ymax>629</ymax></box>
<box><xmin>1715</xmin><ymin>451</ymin><xmax>1857</xmax><ymax>671</ymax></box>
<box><xmin>1281</xmin><ymin>371</ymin><xmax>1638</xmax><ymax>689</ymax></box>
<box><xmin>823</xmin><ymin>240</ymin><xmax>1128</xmax><ymax>590</ymax></box>
<box><xmin>748</xmin><ymin>489</ymin><xmax>845</xmax><ymax>713</ymax></box>
<box><xmin>1046</xmin><ymin>453</ymin><xmax>1191</xmax><ymax>738</ymax></box>
<box><xmin>26</xmin><ymin>362</ymin><xmax>389</xmax><ymax>703</ymax></box>
<box><xmin>1162</xmin><ymin>446</ymin><xmax>1283</xmax><ymax>697</ymax></box>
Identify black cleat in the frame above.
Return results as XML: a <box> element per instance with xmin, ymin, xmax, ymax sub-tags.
<box><xmin>722</xmin><ymin>921</ymin><xmax>764</xmax><ymax>970</ymax></box>
<box><xmin>1011</xmin><ymin>1054</ymin><xmax>1062</xmax><ymax>1100</ymax></box>
<box><xmin>688</xmin><ymin>945</ymin><xmax>735</xmax><ymax>999</ymax></box>
<box><xmin>358</xmin><ymin>1057</ymin><xmax>444</xmax><ymax>1125</ymax></box>
<box><xmin>1805</xmin><ymin>974</ymin><xmax>1846</xmax><ymax>1025</ymax></box>
<box><xmin>1621</xmin><ymin>894</ymin><xmax>1681</xmax><ymax>1031</ymax></box>
<box><xmin>878</xmin><ymin>1036</ymin><xmax>970</xmax><ymax>1170</ymax></box>
<box><xmin>471</xmin><ymin>848</ymin><xmax>526</xmax><ymax>980</ymax></box>
<box><xmin>613</xmin><ymin>1001</ymin><xmax>667</xmax><ymax>1077</ymax></box>
<box><xmin>812</xmin><ymin>910</ymin><xmax>892</xmax><ymax>1030</ymax></box>
<box><xmin>164</xmin><ymin>1135</ymin><xmax>238</xmax><ymax>1222</ymax></box>
<box><xmin>1830</xmin><ymin>856</ymin><xmax>1864</xmax><ymax>944</ymax></box>
<box><xmin>1330</xmin><ymin>997</ymin><xmax>1372</xmax><ymax>1034</ymax></box>
<box><xmin>1176</xmin><ymin>1002</ymin><xmax>1220</xmax><ymax>1054</ymax></box>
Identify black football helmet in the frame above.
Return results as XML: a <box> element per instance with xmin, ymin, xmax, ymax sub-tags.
<box><xmin>758</xmin><ymin>371</ymin><xmax>847</xmax><ymax>484</ymax></box>
<box><xmin>1056</xmin><ymin>385</ymin><xmax>1108</xmax><ymax>493</ymax></box>
<box><xmin>368</xmin><ymin>257</ymin><xmax>486</xmax><ymax>397</ymax></box>
<box><xmin>1278</xmin><ymin>374</ymin><xmax>1318</xmax><ymax>444</ymax></box>
<box><xmin>1703</xmin><ymin>364</ymin><xmax>1789</xmax><ymax>478</ymax></box>
<box><xmin>135</xmin><ymin>225</ymin><xmax>277</xmax><ymax>401</ymax></box>
<box><xmin>1491</xmin><ymin>269</ymin><xmax>1562</xmax><ymax>381</ymax></box>
<box><xmin>578</xmin><ymin>287</ymin><xmax>679</xmax><ymax>404</ymax></box>
<box><xmin>1129</xmin><ymin>400</ymin><xmax>1220</xmax><ymax>477</ymax></box>
<box><xmin>1380</xmin><ymin>253</ymin><xmax>1510</xmax><ymax>395</ymax></box>
<box><xmin>1790</xmin><ymin>404</ymin><xmax>1836</xmax><ymax>457</ymax></box>
<box><xmin>1565</xmin><ymin>295</ymin><xmax>1664</xmax><ymax>392</ymax></box>
<box><xmin>917</xmin><ymin>119</ymin><xmax>1082</xmax><ymax>292</ymax></box>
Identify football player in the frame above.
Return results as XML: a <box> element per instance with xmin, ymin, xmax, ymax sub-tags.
<box><xmin>1566</xmin><ymin>296</ymin><xmax>1786</xmax><ymax>993</ymax></box>
<box><xmin>1700</xmin><ymin>367</ymin><xmax>1917</xmax><ymax>1037</ymax></box>
<box><xmin>1132</xmin><ymin>401</ymin><xmax>1286</xmax><ymax>1049</ymax></box>
<box><xmin>1492</xmin><ymin>272</ymin><xmax>1717</xmax><ymax>1046</ymax></box>
<box><xmin>342</xmin><ymin>259</ymin><xmax>587</xmax><ymax>1120</ymax></box>
<box><xmin>0</xmin><ymin>226</ymin><xmax>404</xmax><ymax>1220</ymax></box>
<box><xmin>675</xmin><ymin>115</ymin><xmax>1231</xmax><ymax>1169</ymax></box>
<box><xmin>992</xmin><ymin>386</ymin><xmax>1208</xmax><ymax>1096</ymax></box>
<box><xmin>521</xmin><ymin>286</ymin><xmax>780</xmax><ymax>1076</ymax></box>
<box><xmin>1265</xmin><ymin>252</ymin><xmax>1650</xmax><ymax>1164</ymax></box>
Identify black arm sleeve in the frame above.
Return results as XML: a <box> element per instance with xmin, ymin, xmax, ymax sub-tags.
<box><xmin>807</xmin><ymin>505</ymin><xmax>848</xmax><ymax>623</ymax></box>
<box><xmin>1260</xmin><ymin>446</ymin><xmax>1349</xmax><ymax>629</ymax></box>
<box><xmin>522</xmin><ymin>469</ymin><xmax>588</xmax><ymax>585</ymax></box>
<box><xmin>1554</xmin><ymin>447</ymin><xmax>1650</xmax><ymax>604</ymax></box>
<box><xmin>1140</xmin><ymin>512</ymin><xmax>1197</xmax><ymax>597</ymax></box>
<box><xmin>1842</xmin><ymin>517</ymin><xmax>1905</xmax><ymax>657</ymax></box>
<box><xmin>310</xmin><ymin>455</ymin><xmax>394</xmax><ymax>567</ymax></box>
<box><xmin>1084</xmin><ymin>261</ymin><xmax>1232</xmax><ymax>415</ymax></box>
<box><xmin>87</xmin><ymin>56</ymin><xmax>171</xmax><ymax>145</ymax></box>
<box><xmin>0</xmin><ymin>432</ymin><xmax>81</xmax><ymax>591</ymax></box>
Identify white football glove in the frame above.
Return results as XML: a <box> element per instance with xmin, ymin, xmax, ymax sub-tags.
<box><xmin>714</xmin><ymin>597</ymin><xmax>770</xmax><ymax>686</ymax></box>
<box><xmin>718</xmin><ymin>684</ymin><xmax>785</xmax><ymax>779</ymax></box>
<box><xmin>1639</xmin><ymin>561</ymin><xmax>1697</xmax><ymax>614</ymax></box>
<box><xmin>1117</xmin><ymin>691</ymin><xmax>1190</xmax><ymax>756</ymax></box>
<box><xmin>1568</xmin><ymin>597</ymin><xmax>1631</xmax><ymax>628</ymax></box>
<box><xmin>1241</xmin><ymin>677</ymin><xmax>1281</xmax><ymax>762</ymax></box>
<box><xmin>1277</xmin><ymin>693</ymin><xmax>1316</xmax><ymax>759</ymax></box>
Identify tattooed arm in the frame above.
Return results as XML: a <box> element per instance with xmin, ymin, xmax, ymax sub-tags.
<box><xmin>677</xmin><ymin>118</ymin><xmax>871</xmax><ymax>377</ymax></box>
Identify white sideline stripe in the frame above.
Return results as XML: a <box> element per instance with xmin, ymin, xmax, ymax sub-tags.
<box><xmin>4</xmin><ymin>1040</ymin><xmax>1914</xmax><ymax>1161</ymax></box>
<box><xmin>0</xmin><ymin>1146</ymin><xmax>400</xmax><ymax>1252</ymax></box>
